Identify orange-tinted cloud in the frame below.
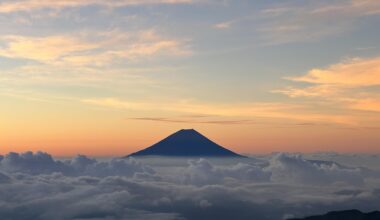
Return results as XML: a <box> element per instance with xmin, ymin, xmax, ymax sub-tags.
<box><xmin>348</xmin><ymin>98</ymin><xmax>380</xmax><ymax>112</ymax></box>
<box><xmin>131</xmin><ymin>117</ymin><xmax>253</xmax><ymax>125</ymax></box>
<box><xmin>0</xmin><ymin>35</ymin><xmax>97</xmax><ymax>62</ymax></box>
<box><xmin>0</xmin><ymin>31</ymin><xmax>191</xmax><ymax>66</ymax></box>
<box><xmin>276</xmin><ymin>56</ymin><xmax>380</xmax><ymax>113</ymax></box>
<box><xmin>289</xmin><ymin>57</ymin><xmax>380</xmax><ymax>87</ymax></box>
<box><xmin>273</xmin><ymin>85</ymin><xmax>341</xmax><ymax>98</ymax></box>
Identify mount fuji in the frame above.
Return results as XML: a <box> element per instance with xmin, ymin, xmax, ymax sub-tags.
<box><xmin>127</xmin><ymin>129</ymin><xmax>243</xmax><ymax>157</ymax></box>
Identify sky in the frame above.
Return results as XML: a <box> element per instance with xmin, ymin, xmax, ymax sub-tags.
<box><xmin>0</xmin><ymin>0</ymin><xmax>379</xmax><ymax>156</ymax></box>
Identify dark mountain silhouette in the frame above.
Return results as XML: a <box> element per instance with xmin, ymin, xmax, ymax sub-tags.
<box><xmin>127</xmin><ymin>129</ymin><xmax>243</xmax><ymax>157</ymax></box>
<box><xmin>288</xmin><ymin>210</ymin><xmax>380</xmax><ymax>220</ymax></box>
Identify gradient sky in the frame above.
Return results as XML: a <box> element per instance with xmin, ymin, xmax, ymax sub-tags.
<box><xmin>0</xmin><ymin>0</ymin><xmax>380</xmax><ymax>156</ymax></box>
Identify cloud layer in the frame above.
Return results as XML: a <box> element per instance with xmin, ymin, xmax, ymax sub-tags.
<box><xmin>1</xmin><ymin>151</ymin><xmax>380</xmax><ymax>220</ymax></box>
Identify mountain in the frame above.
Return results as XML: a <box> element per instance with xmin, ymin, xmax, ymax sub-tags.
<box><xmin>288</xmin><ymin>210</ymin><xmax>380</xmax><ymax>220</ymax></box>
<box><xmin>127</xmin><ymin>129</ymin><xmax>243</xmax><ymax>157</ymax></box>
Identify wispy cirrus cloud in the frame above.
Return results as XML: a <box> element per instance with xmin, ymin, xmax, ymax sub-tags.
<box><xmin>130</xmin><ymin>117</ymin><xmax>253</xmax><ymax>125</ymax></box>
<box><xmin>348</xmin><ymin>98</ymin><xmax>380</xmax><ymax>113</ymax></box>
<box><xmin>0</xmin><ymin>30</ymin><xmax>191</xmax><ymax>88</ymax></box>
<box><xmin>0</xmin><ymin>30</ymin><xmax>191</xmax><ymax>65</ymax></box>
<box><xmin>210</xmin><ymin>1</ymin><xmax>380</xmax><ymax>45</ymax></box>
<box><xmin>0</xmin><ymin>35</ymin><xmax>97</xmax><ymax>62</ymax></box>
<box><xmin>213</xmin><ymin>21</ymin><xmax>233</xmax><ymax>29</ymax></box>
<box><xmin>273</xmin><ymin>85</ymin><xmax>342</xmax><ymax>98</ymax></box>
<box><xmin>258</xmin><ymin>0</ymin><xmax>380</xmax><ymax>44</ymax></box>
<box><xmin>0</xmin><ymin>0</ymin><xmax>194</xmax><ymax>13</ymax></box>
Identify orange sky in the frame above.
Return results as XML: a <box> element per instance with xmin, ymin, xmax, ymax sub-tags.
<box><xmin>1</xmin><ymin>98</ymin><xmax>379</xmax><ymax>156</ymax></box>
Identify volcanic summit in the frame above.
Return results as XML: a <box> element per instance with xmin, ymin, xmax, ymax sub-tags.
<box><xmin>127</xmin><ymin>129</ymin><xmax>243</xmax><ymax>157</ymax></box>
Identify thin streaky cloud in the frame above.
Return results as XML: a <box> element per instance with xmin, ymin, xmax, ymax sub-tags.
<box><xmin>180</xmin><ymin>114</ymin><xmax>214</xmax><ymax>118</ymax></box>
<box><xmin>354</xmin><ymin>46</ymin><xmax>377</xmax><ymax>51</ymax></box>
<box><xmin>83</xmin><ymin>97</ymin><xmax>355</xmax><ymax>125</ymax></box>
<box><xmin>257</xmin><ymin>0</ymin><xmax>380</xmax><ymax>45</ymax></box>
<box><xmin>0</xmin><ymin>31</ymin><xmax>191</xmax><ymax>66</ymax></box>
<box><xmin>348</xmin><ymin>98</ymin><xmax>380</xmax><ymax>113</ymax></box>
<box><xmin>213</xmin><ymin>21</ymin><xmax>233</xmax><ymax>29</ymax></box>
<box><xmin>130</xmin><ymin>117</ymin><xmax>339</xmax><ymax>127</ymax></box>
<box><xmin>130</xmin><ymin>117</ymin><xmax>254</xmax><ymax>125</ymax></box>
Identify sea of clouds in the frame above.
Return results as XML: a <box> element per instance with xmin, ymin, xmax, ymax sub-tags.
<box><xmin>1</xmin><ymin>152</ymin><xmax>380</xmax><ymax>220</ymax></box>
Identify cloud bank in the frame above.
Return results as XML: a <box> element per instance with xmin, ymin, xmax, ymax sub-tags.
<box><xmin>1</xmin><ymin>152</ymin><xmax>380</xmax><ymax>220</ymax></box>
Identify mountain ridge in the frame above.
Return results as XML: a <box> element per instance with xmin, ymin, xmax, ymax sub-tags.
<box><xmin>288</xmin><ymin>209</ymin><xmax>380</xmax><ymax>220</ymax></box>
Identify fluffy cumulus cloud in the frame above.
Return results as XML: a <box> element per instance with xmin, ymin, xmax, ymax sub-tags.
<box><xmin>0</xmin><ymin>151</ymin><xmax>154</xmax><ymax>177</ymax></box>
<box><xmin>1</xmin><ymin>152</ymin><xmax>380</xmax><ymax>219</ymax></box>
<box><xmin>265</xmin><ymin>153</ymin><xmax>365</xmax><ymax>185</ymax></box>
<box><xmin>0</xmin><ymin>172</ymin><xmax>10</xmax><ymax>183</ymax></box>
<box><xmin>183</xmin><ymin>158</ymin><xmax>270</xmax><ymax>185</ymax></box>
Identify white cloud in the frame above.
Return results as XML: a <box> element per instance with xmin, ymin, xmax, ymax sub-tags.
<box><xmin>0</xmin><ymin>172</ymin><xmax>10</xmax><ymax>183</ymax></box>
<box><xmin>0</xmin><ymin>151</ymin><xmax>68</xmax><ymax>174</ymax></box>
<box><xmin>183</xmin><ymin>158</ymin><xmax>270</xmax><ymax>185</ymax></box>
<box><xmin>0</xmin><ymin>151</ymin><xmax>154</xmax><ymax>177</ymax></box>
<box><xmin>265</xmin><ymin>153</ymin><xmax>364</xmax><ymax>185</ymax></box>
